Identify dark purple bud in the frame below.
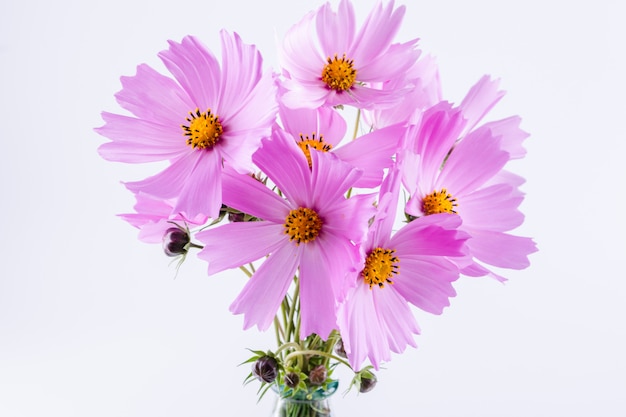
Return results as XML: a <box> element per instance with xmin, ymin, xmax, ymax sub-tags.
<box><xmin>359</xmin><ymin>373</ymin><xmax>377</xmax><ymax>393</ymax></box>
<box><xmin>334</xmin><ymin>338</ymin><xmax>347</xmax><ymax>358</ymax></box>
<box><xmin>308</xmin><ymin>365</ymin><xmax>327</xmax><ymax>386</ymax></box>
<box><xmin>284</xmin><ymin>372</ymin><xmax>300</xmax><ymax>388</ymax></box>
<box><xmin>253</xmin><ymin>356</ymin><xmax>278</xmax><ymax>383</ymax></box>
<box><xmin>162</xmin><ymin>227</ymin><xmax>190</xmax><ymax>257</ymax></box>
<box><xmin>228</xmin><ymin>211</ymin><xmax>246</xmax><ymax>222</ymax></box>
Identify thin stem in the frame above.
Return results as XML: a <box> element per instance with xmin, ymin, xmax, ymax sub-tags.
<box><xmin>284</xmin><ymin>349</ymin><xmax>351</xmax><ymax>369</ymax></box>
<box><xmin>352</xmin><ymin>108</ymin><xmax>361</xmax><ymax>140</ymax></box>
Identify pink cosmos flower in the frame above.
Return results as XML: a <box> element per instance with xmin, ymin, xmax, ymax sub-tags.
<box><xmin>403</xmin><ymin>77</ymin><xmax>537</xmax><ymax>281</ymax></box>
<box><xmin>279</xmin><ymin>0</ymin><xmax>420</xmax><ymax>109</ymax></box>
<box><xmin>196</xmin><ymin>129</ymin><xmax>375</xmax><ymax>339</ymax></box>
<box><xmin>337</xmin><ymin>168</ymin><xmax>468</xmax><ymax>370</ymax></box>
<box><xmin>119</xmin><ymin>192</ymin><xmax>207</xmax><ymax>244</ymax></box>
<box><xmin>96</xmin><ymin>31</ymin><xmax>277</xmax><ymax>219</ymax></box>
<box><xmin>278</xmin><ymin>102</ymin><xmax>405</xmax><ymax>188</ymax></box>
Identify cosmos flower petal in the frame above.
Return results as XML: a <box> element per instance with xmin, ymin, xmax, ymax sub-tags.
<box><xmin>173</xmin><ymin>150</ymin><xmax>223</xmax><ymax>219</ymax></box>
<box><xmin>279</xmin><ymin>105</ymin><xmax>347</xmax><ymax>148</ymax></box>
<box><xmin>222</xmin><ymin>168</ymin><xmax>291</xmax><ymax>223</ymax></box>
<box><xmin>458</xmin><ymin>75</ymin><xmax>505</xmax><ymax>136</ymax></box>
<box><xmin>196</xmin><ymin>221</ymin><xmax>286</xmax><ymax>275</ymax></box>
<box><xmin>114</xmin><ymin>64</ymin><xmax>192</xmax><ymax>126</ymax></box>
<box><xmin>373</xmin><ymin>286</ymin><xmax>420</xmax><ymax>354</ymax></box>
<box><xmin>316</xmin><ymin>0</ymin><xmax>355</xmax><ymax>54</ymax></box>
<box><xmin>436</xmin><ymin>127</ymin><xmax>509</xmax><ymax>197</ymax></box>
<box><xmin>391</xmin><ymin>214</ymin><xmax>467</xmax><ymax>257</ymax></box>
<box><xmin>481</xmin><ymin>116</ymin><xmax>530</xmax><ymax>160</ymax></box>
<box><xmin>298</xmin><ymin>245</ymin><xmax>342</xmax><ymax>339</ymax></box>
<box><xmin>253</xmin><ymin>130</ymin><xmax>311</xmax><ymax>205</ymax></box>
<box><xmin>229</xmin><ymin>244</ymin><xmax>300</xmax><ymax>331</ymax></box>
<box><xmin>351</xmin><ymin>1</ymin><xmax>406</xmax><ymax>64</ymax></box>
<box><xmin>392</xmin><ymin>257</ymin><xmax>459</xmax><ymax>314</ymax></box>
<box><xmin>158</xmin><ymin>36</ymin><xmax>221</xmax><ymax>109</ymax></box>
<box><xmin>338</xmin><ymin>281</ymin><xmax>390</xmax><ymax>371</ymax></box>
<box><xmin>333</xmin><ymin>124</ymin><xmax>404</xmax><ymax>188</ymax></box>
<box><xmin>461</xmin><ymin>183</ymin><xmax>525</xmax><ymax>231</ymax></box>
<box><xmin>309</xmin><ymin>150</ymin><xmax>362</xmax><ymax>207</ymax></box>
<box><xmin>96</xmin><ymin>113</ymin><xmax>186</xmax><ymax>163</ymax></box>
<box><xmin>467</xmin><ymin>230</ymin><xmax>538</xmax><ymax>270</ymax></box>
<box><xmin>124</xmin><ymin>151</ymin><xmax>200</xmax><ymax>200</ymax></box>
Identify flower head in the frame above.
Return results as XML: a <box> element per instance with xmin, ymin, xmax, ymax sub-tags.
<box><xmin>337</xmin><ymin>168</ymin><xmax>468</xmax><ymax>370</ymax></box>
<box><xmin>279</xmin><ymin>0</ymin><xmax>420</xmax><ymax>109</ymax></box>
<box><xmin>403</xmin><ymin>77</ymin><xmax>537</xmax><ymax>281</ymax></box>
<box><xmin>96</xmin><ymin>31</ymin><xmax>277</xmax><ymax>219</ymax></box>
<box><xmin>196</xmin><ymin>129</ymin><xmax>375</xmax><ymax>338</ymax></box>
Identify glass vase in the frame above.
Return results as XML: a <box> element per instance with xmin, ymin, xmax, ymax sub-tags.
<box><xmin>271</xmin><ymin>381</ymin><xmax>338</xmax><ymax>417</ymax></box>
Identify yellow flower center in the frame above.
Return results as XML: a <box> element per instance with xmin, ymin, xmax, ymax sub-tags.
<box><xmin>296</xmin><ymin>133</ymin><xmax>333</xmax><ymax>167</ymax></box>
<box><xmin>284</xmin><ymin>207</ymin><xmax>323</xmax><ymax>245</ymax></box>
<box><xmin>422</xmin><ymin>188</ymin><xmax>458</xmax><ymax>215</ymax></box>
<box><xmin>362</xmin><ymin>248</ymin><xmax>399</xmax><ymax>289</ymax></box>
<box><xmin>182</xmin><ymin>108</ymin><xmax>223</xmax><ymax>150</ymax></box>
<box><xmin>321</xmin><ymin>54</ymin><xmax>357</xmax><ymax>91</ymax></box>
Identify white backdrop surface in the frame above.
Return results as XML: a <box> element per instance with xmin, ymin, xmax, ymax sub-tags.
<box><xmin>1</xmin><ymin>0</ymin><xmax>625</xmax><ymax>416</ymax></box>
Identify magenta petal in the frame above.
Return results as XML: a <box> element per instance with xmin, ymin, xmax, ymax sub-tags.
<box><xmin>125</xmin><ymin>151</ymin><xmax>198</xmax><ymax>199</ymax></box>
<box><xmin>391</xmin><ymin>214</ymin><xmax>466</xmax><ymax>257</ymax></box>
<box><xmin>482</xmin><ymin>116</ymin><xmax>529</xmax><ymax>160</ymax></box>
<box><xmin>298</xmin><ymin>245</ymin><xmax>341</xmax><ymax>339</ymax></box>
<box><xmin>316</xmin><ymin>0</ymin><xmax>355</xmax><ymax>55</ymax></box>
<box><xmin>229</xmin><ymin>244</ymin><xmax>300</xmax><ymax>331</ymax></box>
<box><xmin>309</xmin><ymin>150</ymin><xmax>361</xmax><ymax>208</ymax></box>
<box><xmin>459</xmin><ymin>75</ymin><xmax>505</xmax><ymax>136</ymax></box>
<box><xmin>333</xmin><ymin>124</ymin><xmax>404</xmax><ymax>188</ymax></box>
<box><xmin>338</xmin><ymin>281</ymin><xmax>390</xmax><ymax>371</ymax></box>
<box><xmin>461</xmin><ymin>183</ymin><xmax>525</xmax><ymax>232</ymax></box>
<box><xmin>196</xmin><ymin>221</ymin><xmax>285</xmax><ymax>275</ymax></box>
<box><xmin>222</xmin><ymin>169</ymin><xmax>291</xmax><ymax>223</ymax></box>
<box><xmin>351</xmin><ymin>1</ymin><xmax>406</xmax><ymax>65</ymax></box>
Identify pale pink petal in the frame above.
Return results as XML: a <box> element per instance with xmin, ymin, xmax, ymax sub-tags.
<box><xmin>391</xmin><ymin>214</ymin><xmax>466</xmax><ymax>257</ymax></box>
<box><xmin>373</xmin><ymin>286</ymin><xmax>420</xmax><ymax>354</ymax></box>
<box><xmin>460</xmin><ymin>183</ymin><xmax>525</xmax><ymax>231</ymax></box>
<box><xmin>391</xmin><ymin>257</ymin><xmax>459</xmax><ymax>314</ymax></box>
<box><xmin>173</xmin><ymin>149</ymin><xmax>223</xmax><ymax>219</ymax></box>
<box><xmin>253</xmin><ymin>130</ymin><xmax>311</xmax><ymax>206</ymax></box>
<box><xmin>158</xmin><ymin>36</ymin><xmax>221</xmax><ymax>109</ymax></box>
<box><xmin>466</xmin><ymin>230</ymin><xmax>538</xmax><ymax>270</ymax></box>
<box><xmin>309</xmin><ymin>150</ymin><xmax>362</xmax><ymax>208</ymax></box>
<box><xmin>436</xmin><ymin>127</ymin><xmax>509</xmax><ymax>197</ymax></box>
<box><xmin>298</xmin><ymin>245</ymin><xmax>342</xmax><ymax>339</ymax></box>
<box><xmin>333</xmin><ymin>124</ymin><xmax>404</xmax><ymax>188</ymax></box>
<box><xmin>221</xmin><ymin>169</ymin><xmax>291</xmax><ymax>223</ymax></box>
<box><xmin>481</xmin><ymin>116</ymin><xmax>529</xmax><ymax>159</ymax></box>
<box><xmin>196</xmin><ymin>221</ymin><xmax>286</xmax><ymax>275</ymax></box>
<box><xmin>124</xmin><ymin>151</ymin><xmax>199</xmax><ymax>199</ymax></box>
<box><xmin>338</xmin><ymin>281</ymin><xmax>390</xmax><ymax>371</ymax></box>
<box><xmin>459</xmin><ymin>75</ymin><xmax>505</xmax><ymax>136</ymax></box>
<box><xmin>229</xmin><ymin>244</ymin><xmax>300</xmax><ymax>331</ymax></box>
<box><xmin>316</xmin><ymin>0</ymin><xmax>355</xmax><ymax>54</ymax></box>
<box><xmin>115</xmin><ymin>64</ymin><xmax>192</xmax><ymax>126</ymax></box>
<box><xmin>350</xmin><ymin>2</ymin><xmax>406</xmax><ymax>65</ymax></box>
<box><xmin>96</xmin><ymin>113</ymin><xmax>186</xmax><ymax>163</ymax></box>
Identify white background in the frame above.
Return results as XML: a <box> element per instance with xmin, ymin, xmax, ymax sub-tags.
<box><xmin>1</xmin><ymin>0</ymin><xmax>625</xmax><ymax>416</ymax></box>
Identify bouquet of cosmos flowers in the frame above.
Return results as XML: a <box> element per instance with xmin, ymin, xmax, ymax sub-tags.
<box><xmin>96</xmin><ymin>0</ymin><xmax>536</xmax><ymax>414</ymax></box>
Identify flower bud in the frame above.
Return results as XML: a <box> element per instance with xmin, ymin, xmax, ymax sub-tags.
<box><xmin>162</xmin><ymin>227</ymin><xmax>190</xmax><ymax>257</ymax></box>
<box><xmin>334</xmin><ymin>338</ymin><xmax>347</xmax><ymax>358</ymax></box>
<box><xmin>228</xmin><ymin>211</ymin><xmax>246</xmax><ymax>222</ymax></box>
<box><xmin>284</xmin><ymin>372</ymin><xmax>300</xmax><ymax>388</ymax></box>
<box><xmin>252</xmin><ymin>356</ymin><xmax>278</xmax><ymax>383</ymax></box>
<box><xmin>308</xmin><ymin>364</ymin><xmax>327</xmax><ymax>386</ymax></box>
<box><xmin>359</xmin><ymin>372</ymin><xmax>377</xmax><ymax>393</ymax></box>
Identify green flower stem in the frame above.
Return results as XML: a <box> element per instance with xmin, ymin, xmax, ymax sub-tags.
<box><xmin>284</xmin><ymin>349</ymin><xmax>351</xmax><ymax>369</ymax></box>
<box><xmin>238</xmin><ymin>265</ymin><xmax>252</xmax><ymax>278</ymax></box>
<box><xmin>352</xmin><ymin>108</ymin><xmax>361</xmax><ymax>140</ymax></box>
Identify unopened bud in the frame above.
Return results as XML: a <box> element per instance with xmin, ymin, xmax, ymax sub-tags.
<box><xmin>334</xmin><ymin>338</ymin><xmax>347</xmax><ymax>358</ymax></box>
<box><xmin>308</xmin><ymin>365</ymin><xmax>327</xmax><ymax>386</ymax></box>
<box><xmin>162</xmin><ymin>227</ymin><xmax>190</xmax><ymax>257</ymax></box>
<box><xmin>252</xmin><ymin>356</ymin><xmax>278</xmax><ymax>383</ymax></box>
<box><xmin>359</xmin><ymin>373</ymin><xmax>377</xmax><ymax>393</ymax></box>
<box><xmin>284</xmin><ymin>372</ymin><xmax>300</xmax><ymax>388</ymax></box>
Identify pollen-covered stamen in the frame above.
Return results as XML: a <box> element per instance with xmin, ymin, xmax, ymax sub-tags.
<box><xmin>182</xmin><ymin>108</ymin><xmax>223</xmax><ymax>150</ymax></box>
<box><xmin>422</xmin><ymin>188</ymin><xmax>458</xmax><ymax>215</ymax></box>
<box><xmin>362</xmin><ymin>248</ymin><xmax>399</xmax><ymax>289</ymax></box>
<box><xmin>284</xmin><ymin>207</ymin><xmax>323</xmax><ymax>245</ymax></box>
<box><xmin>321</xmin><ymin>53</ymin><xmax>357</xmax><ymax>91</ymax></box>
<box><xmin>297</xmin><ymin>132</ymin><xmax>333</xmax><ymax>167</ymax></box>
